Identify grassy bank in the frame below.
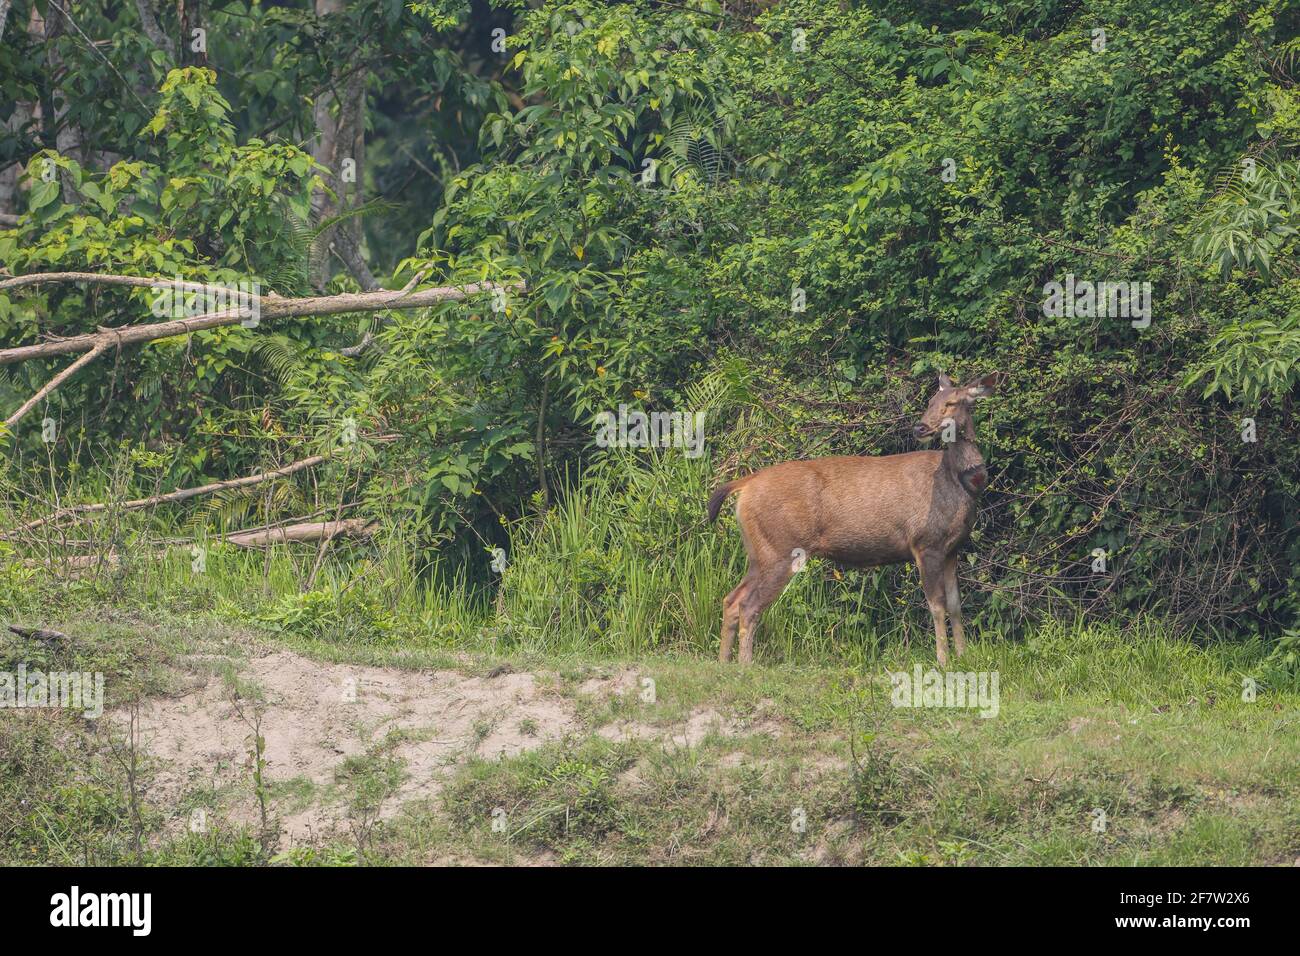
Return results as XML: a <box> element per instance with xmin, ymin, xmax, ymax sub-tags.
<box><xmin>1</xmin><ymin>603</ymin><xmax>1296</xmax><ymax>867</ymax></box>
<box><xmin>3</xmin><ymin>449</ymin><xmax>1296</xmax><ymax>866</ymax></box>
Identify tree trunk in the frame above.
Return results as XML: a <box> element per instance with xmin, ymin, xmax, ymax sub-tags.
<box><xmin>133</xmin><ymin>0</ymin><xmax>178</xmax><ymax>62</ymax></box>
<box><xmin>179</xmin><ymin>0</ymin><xmax>207</xmax><ymax>67</ymax></box>
<box><xmin>0</xmin><ymin>100</ymin><xmax>32</xmax><ymax>219</ymax></box>
<box><xmin>310</xmin><ymin>0</ymin><xmax>375</xmax><ymax>291</ymax></box>
<box><xmin>42</xmin><ymin>3</ymin><xmax>85</xmax><ymax>200</ymax></box>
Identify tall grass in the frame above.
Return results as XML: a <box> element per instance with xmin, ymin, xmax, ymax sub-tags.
<box><xmin>5</xmin><ymin>440</ymin><xmax>1295</xmax><ymax>685</ymax></box>
<box><xmin>494</xmin><ymin>451</ymin><xmax>988</xmax><ymax>664</ymax></box>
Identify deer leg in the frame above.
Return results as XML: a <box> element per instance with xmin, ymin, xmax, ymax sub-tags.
<box><xmin>719</xmin><ymin>578</ymin><xmax>749</xmax><ymax>663</ymax></box>
<box><xmin>917</xmin><ymin>551</ymin><xmax>950</xmax><ymax>668</ymax></box>
<box><xmin>943</xmin><ymin>555</ymin><xmax>966</xmax><ymax>659</ymax></box>
<box><xmin>737</xmin><ymin>562</ymin><xmax>794</xmax><ymax>665</ymax></box>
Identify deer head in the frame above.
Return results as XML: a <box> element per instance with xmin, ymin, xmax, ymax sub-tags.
<box><xmin>912</xmin><ymin>372</ymin><xmax>1002</xmax><ymax>442</ymax></box>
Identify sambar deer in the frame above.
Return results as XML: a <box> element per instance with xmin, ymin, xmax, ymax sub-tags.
<box><xmin>707</xmin><ymin>372</ymin><xmax>1002</xmax><ymax>666</ymax></box>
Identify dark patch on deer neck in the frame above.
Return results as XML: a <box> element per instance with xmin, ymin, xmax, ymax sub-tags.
<box><xmin>942</xmin><ymin>418</ymin><xmax>986</xmax><ymax>498</ymax></box>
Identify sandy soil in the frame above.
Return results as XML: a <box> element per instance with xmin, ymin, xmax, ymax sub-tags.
<box><xmin>124</xmin><ymin>649</ymin><xmax>585</xmax><ymax>845</ymax></box>
<box><xmin>114</xmin><ymin>647</ymin><xmax>771</xmax><ymax>849</ymax></box>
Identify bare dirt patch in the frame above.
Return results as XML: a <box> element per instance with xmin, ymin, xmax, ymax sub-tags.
<box><xmin>119</xmin><ymin>648</ymin><xmax>582</xmax><ymax>846</ymax></box>
<box><xmin>113</xmin><ymin>647</ymin><xmax>791</xmax><ymax>851</ymax></box>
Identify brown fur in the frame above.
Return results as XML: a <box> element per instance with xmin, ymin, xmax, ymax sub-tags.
<box><xmin>710</xmin><ymin>373</ymin><xmax>1002</xmax><ymax>666</ymax></box>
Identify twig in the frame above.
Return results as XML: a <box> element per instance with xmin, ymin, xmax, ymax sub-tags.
<box><xmin>3</xmin><ymin>342</ymin><xmax>109</xmax><ymax>428</ymax></box>
<box><xmin>46</xmin><ymin>0</ymin><xmax>152</xmax><ymax>115</ymax></box>
<box><xmin>15</xmin><ymin>452</ymin><xmax>331</xmax><ymax>531</ymax></box>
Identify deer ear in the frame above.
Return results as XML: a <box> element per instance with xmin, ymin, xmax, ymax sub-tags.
<box><xmin>964</xmin><ymin>372</ymin><xmax>1003</xmax><ymax>398</ymax></box>
<box><xmin>937</xmin><ymin>372</ymin><xmax>954</xmax><ymax>390</ymax></box>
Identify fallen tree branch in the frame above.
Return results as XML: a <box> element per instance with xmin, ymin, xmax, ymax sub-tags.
<box><xmin>0</xmin><ymin>273</ymin><xmax>522</xmax><ymax>429</ymax></box>
<box><xmin>224</xmin><ymin>518</ymin><xmax>377</xmax><ymax>548</ymax></box>
<box><xmin>7</xmin><ymin>625</ymin><xmax>71</xmax><ymax>645</ymax></box>
<box><xmin>0</xmin><ymin>272</ymin><xmax>221</xmax><ymax>294</ymax></box>
<box><xmin>20</xmin><ymin>518</ymin><xmax>378</xmax><ymax>571</ymax></box>
<box><xmin>165</xmin><ymin>501</ymin><xmax>363</xmax><ymax>545</ymax></box>
<box><xmin>0</xmin><ymin>276</ymin><xmax>522</xmax><ymax>365</ymax></box>
<box><xmin>4</xmin><ymin>341</ymin><xmax>109</xmax><ymax>428</ymax></box>
<box><xmin>16</xmin><ymin>453</ymin><xmax>329</xmax><ymax>531</ymax></box>
<box><xmin>20</xmin><ymin>553</ymin><xmax>121</xmax><ymax>571</ymax></box>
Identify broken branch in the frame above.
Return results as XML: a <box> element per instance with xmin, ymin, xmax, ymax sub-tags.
<box><xmin>4</xmin><ymin>341</ymin><xmax>109</xmax><ymax>428</ymax></box>
<box><xmin>0</xmin><ymin>276</ymin><xmax>522</xmax><ymax>366</ymax></box>
<box><xmin>20</xmin><ymin>518</ymin><xmax>378</xmax><ymax>572</ymax></box>
<box><xmin>16</xmin><ymin>452</ymin><xmax>329</xmax><ymax>531</ymax></box>
<box><xmin>224</xmin><ymin>518</ymin><xmax>377</xmax><ymax>548</ymax></box>
<box><xmin>14</xmin><ymin>433</ymin><xmax>398</xmax><ymax>532</ymax></box>
<box><xmin>0</xmin><ymin>272</ymin><xmax>523</xmax><ymax>431</ymax></box>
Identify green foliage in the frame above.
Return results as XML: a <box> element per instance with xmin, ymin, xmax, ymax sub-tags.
<box><xmin>1190</xmin><ymin>155</ymin><xmax>1300</xmax><ymax>280</ymax></box>
<box><xmin>4</xmin><ymin>0</ymin><xmax>1300</xmax><ymax>640</ymax></box>
<box><xmin>1185</xmin><ymin>282</ymin><xmax>1300</xmax><ymax>403</ymax></box>
<box><xmin>443</xmin><ymin>740</ymin><xmax>631</xmax><ymax>851</ymax></box>
<box><xmin>256</xmin><ymin>587</ymin><xmax>398</xmax><ymax>645</ymax></box>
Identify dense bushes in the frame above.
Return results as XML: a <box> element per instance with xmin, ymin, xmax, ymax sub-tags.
<box><xmin>480</xmin><ymin>0</ymin><xmax>1300</xmax><ymax>637</ymax></box>
<box><xmin>2</xmin><ymin>0</ymin><xmax>1299</xmax><ymax>642</ymax></box>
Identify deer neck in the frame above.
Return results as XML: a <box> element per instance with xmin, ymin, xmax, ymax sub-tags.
<box><xmin>941</xmin><ymin>418</ymin><xmax>987</xmax><ymax>497</ymax></box>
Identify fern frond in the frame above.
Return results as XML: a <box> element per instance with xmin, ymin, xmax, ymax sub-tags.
<box><xmin>660</xmin><ymin>111</ymin><xmax>733</xmax><ymax>189</ymax></box>
<box><xmin>250</xmin><ymin>335</ymin><xmax>305</xmax><ymax>387</ymax></box>
<box><xmin>309</xmin><ymin>198</ymin><xmax>398</xmax><ymax>244</ymax></box>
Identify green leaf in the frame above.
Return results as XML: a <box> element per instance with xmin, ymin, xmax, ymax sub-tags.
<box><xmin>28</xmin><ymin>180</ymin><xmax>59</xmax><ymax>211</ymax></box>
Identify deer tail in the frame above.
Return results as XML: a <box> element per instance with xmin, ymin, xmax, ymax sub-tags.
<box><xmin>707</xmin><ymin>476</ymin><xmax>752</xmax><ymax>524</ymax></box>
